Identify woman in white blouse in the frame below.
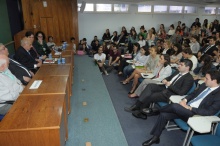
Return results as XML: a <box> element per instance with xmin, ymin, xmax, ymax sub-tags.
<box><xmin>123</xmin><ymin>46</ymin><xmax>149</xmax><ymax>77</ymax></box>
<box><xmin>138</xmin><ymin>34</ymin><xmax>146</xmax><ymax>48</ymax></box>
<box><xmin>129</xmin><ymin>54</ymin><xmax>172</xmax><ymax>98</ymax></box>
<box><xmin>170</xmin><ymin>43</ymin><xmax>182</xmax><ymax>64</ymax></box>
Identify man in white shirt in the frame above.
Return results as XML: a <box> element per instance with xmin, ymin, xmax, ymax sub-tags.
<box><xmin>0</xmin><ymin>54</ymin><xmax>24</xmax><ymax>115</ymax></box>
<box><xmin>94</xmin><ymin>46</ymin><xmax>108</xmax><ymax>75</ymax></box>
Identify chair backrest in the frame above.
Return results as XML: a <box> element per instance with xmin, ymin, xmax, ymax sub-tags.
<box><xmin>186</xmin><ymin>82</ymin><xmax>196</xmax><ymax>95</ymax></box>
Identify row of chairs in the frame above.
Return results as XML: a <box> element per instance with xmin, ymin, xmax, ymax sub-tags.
<box><xmin>155</xmin><ymin>83</ymin><xmax>220</xmax><ymax>146</ymax></box>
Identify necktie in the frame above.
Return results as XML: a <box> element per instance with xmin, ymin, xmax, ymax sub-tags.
<box><xmin>156</xmin><ymin>67</ymin><xmax>163</xmax><ymax>78</ymax></box>
<box><xmin>187</xmin><ymin>88</ymin><xmax>211</xmax><ymax>105</ymax></box>
<box><xmin>31</xmin><ymin>47</ymin><xmax>40</xmax><ymax>57</ymax></box>
<box><xmin>171</xmin><ymin>74</ymin><xmax>182</xmax><ymax>85</ymax></box>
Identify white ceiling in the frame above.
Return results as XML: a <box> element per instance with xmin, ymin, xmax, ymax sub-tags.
<box><xmin>78</xmin><ymin>0</ymin><xmax>220</xmax><ymax>6</ymax></box>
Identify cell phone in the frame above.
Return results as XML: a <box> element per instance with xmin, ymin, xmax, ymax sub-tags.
<box><xmin>143</xmin><ymin>74</ymin><xmax>148</xmax><ymax>77</ymax></box>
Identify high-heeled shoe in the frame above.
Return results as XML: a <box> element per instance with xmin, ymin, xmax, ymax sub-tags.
<box><xmin>121</xmin><ymin>80</ymin><xmax>129</xmax><ymax>85</ymax></box>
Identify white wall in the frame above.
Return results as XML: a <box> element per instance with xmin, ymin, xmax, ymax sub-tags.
<box><xmin>78</xmin><ymin>4</ymin><xmax>220</xmax><ymax>44</ymax></box>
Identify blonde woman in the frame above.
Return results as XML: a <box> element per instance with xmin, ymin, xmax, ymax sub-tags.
<box><xmin>129</xmin><ymin>54</ymin><xmax>172</xmax><ymax>98</ymax></box>
<box><xmin>121</xmin><ymin>46</ymin><xmax>160</xmax><ymax>94</ymax></box>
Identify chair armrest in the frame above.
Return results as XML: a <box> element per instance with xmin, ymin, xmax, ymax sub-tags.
<box><xmin>187</xmin><ymin>116</ymin><xmax>220</xmax><ymax>133</ymax></box>
<box><xmin>169</xmin><ymin>95</ymin><xmax>187</xmax><ymax>103</ymax></box>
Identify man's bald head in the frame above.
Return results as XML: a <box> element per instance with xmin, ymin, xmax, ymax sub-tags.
<box><xmin>21</xmin><ymin>37</ymin><xmax>32</xmax><ymax>51</ymax></box>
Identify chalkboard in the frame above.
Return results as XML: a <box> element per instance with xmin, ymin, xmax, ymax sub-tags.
<box><xmin>0</xmin><ymin>0</ymin><xmax>14</xmax><ymax>54</ymax></box>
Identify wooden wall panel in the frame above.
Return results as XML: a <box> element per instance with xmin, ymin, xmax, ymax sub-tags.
<box><xmin>15</xmin><ymin>0</ymin><xmax>78</xmax><ymax>48</ymax></box>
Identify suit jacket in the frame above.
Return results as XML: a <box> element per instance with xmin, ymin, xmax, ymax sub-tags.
<box><xmin>9</xmin><ymin>59</ymin><xmax>32</xmax><ymax>85</ymax></box>
<box><xmin>199</xmin><ymin>45</ymin><xmax>218</xmax><ymax>57</ymax></box>
<box><xmin>163</xmin><ymin>71</ymin><xmax>194</xmax><ymax>96</ymax></box>
<box><xmin>14</xmin><ymin>46</ymin><xmax>38</xmax><ymax>70</ymax></box>
<box><xmin>185</xmin><ymin>83</ymin><xmax>220</xmax><ymax>116</ymax></box>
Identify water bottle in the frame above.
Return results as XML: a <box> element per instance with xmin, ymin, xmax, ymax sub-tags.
<box><xmin>62</xmin><ymin>58</ymin><xmax>65</xmax><ymax>64</ymax></box>
<box><xmin>57</xmin><ymin>58</ymin><xmax>61</xmax><ymax>64</ymax></box>
<box><xmin>49</xmin><ymin>53</ymin><xmax>52</xmax><ymax>59</ymax></box>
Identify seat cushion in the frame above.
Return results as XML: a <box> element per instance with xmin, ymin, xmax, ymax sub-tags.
<box><xmin>191</xmin><ymin>135</ymin><xmax>220</xmax><ymax>146</ymax></box>
<box><xmin>174</xmin><ymin>119</ymin><xmax>189</xmax><ymax>131</ymax></box>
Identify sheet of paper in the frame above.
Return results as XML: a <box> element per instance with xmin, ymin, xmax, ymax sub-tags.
<box><xmin>29</xmin><ymin>80</ymin><xmax>43</xmax><ymax>89</ymax></box>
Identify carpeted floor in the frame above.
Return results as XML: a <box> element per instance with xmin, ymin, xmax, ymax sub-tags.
<box><xmin>66</xmin><ymin>55</ymin><xmax>128</xmax><ymax>146</ymax></box>
<box><xmin>102</xmin><ymin>67</ymin><xmax>187</xmax><ymax>146</ymax></box>
<box><xmin>67</xmin><ymin>55</ymin><xmax>187</xmax><ymax>146</ymax></box>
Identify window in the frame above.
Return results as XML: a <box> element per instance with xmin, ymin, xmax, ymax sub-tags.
<box><xmin>154</xmin><ymin>5</ymin><xmax>167</xmax><ymax>13</ymax></box>
<box><xmin>169</xmin><ymin>6</ymin><xmax>183</xmax><ymax>13</ymax></box>
<box><xmin>78</xmin><ymin>3</ymin><xmax>82</xmax><ymax>11</ymax></box>
<box><xmin>114</xmin><ymin>4</ymin><xmax>129</xmax><ymax>12</ymax></box>
<box><xmin>138</xmin><ymin>5</ymin><xmax>151</xmax><ymax>12</ymax></box>
<box><xmin>184</xmin><ymin>6</ymin><xmax>197</xmax><ymax>14</ymax></box>
<box><xmin>84</xmin><ymin>3</ymin><xmax>94</xmax><ymax>12</ymax></box>
<box><xmin>96</xmin><ymin>4</ymin><xmax>112</xmax><ymax>12</ymax></box>
<box><xmin>218</xmin><ymin>8</ymin><xmax>220</xmax><ymax>14</ymax></box>
<box><xmin>204</xmin><ymin>7</ymin><xmax>216</xmax><ymax>14</ymax></box>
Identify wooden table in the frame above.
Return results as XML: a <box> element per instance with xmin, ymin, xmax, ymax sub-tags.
<box><xmin>21</xmin><ymin>76</ymin><xmax>70</xmax><ymax>114</ymax></box>
<box><xmin>35</xmin><ymin>65</ymin><xmax>72</xmax><ymax>110</ymax></box>
<box><xmin>0</xmin><ymin>94</ymin><xmax>67</xmax><ymax>146</ymax></box>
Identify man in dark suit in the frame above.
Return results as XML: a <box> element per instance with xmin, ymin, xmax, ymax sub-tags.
<box><xmin>124</xmin><ymin>59</ymin><xmax>194</xmax><ymax>119</ymax></box>
<box><xmin>0</xmin><ymin>43</ymin><xmax>33</xmax><ymax>85</ymax></box>
<box><xmin>142</xmin><ymin>70</ymin><xmax>220</xmax><ymax>146</ymax></box>
<box><xmin>14</xmin><ymin>37</ymin><xmax>42</xmax><ymax>73</ymax></box>
<box><xmin>197</xmin><ymin>36</ymin><xmax>218</xmax><ymax>60</ymax></box>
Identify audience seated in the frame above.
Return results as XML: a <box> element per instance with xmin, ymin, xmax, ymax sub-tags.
<box><xmin>170</xmin><ymin>29</ymin><xmax>182</xmax><ymax>44</ymax></box>
<box><xmin>70</xmin><ymin>37</ymin><xmax>76</xmax><ymax>54</ymax></box>
<box><xmin>110</xmin><ymin>31</ymin><xmax>118</xmax><ymax>44</ymax></box>
<box><xmin>128</xmin><ymin>29</ymin><xmax>138</xmax><ymax>53</ymax></box>
<box><xmin>91</xmin><ymin>36</ymin><xmax>99</xmax><ymax>47</ymax></box>
<box><xmin>14</xmin><ymin>37</ymin><xmax>42</xmax><ymax>73</ymax></box>
<box><xmin>0</xmin><ymin>43</ymin><xmax>32</xmax><ymax>85</ymax></box>
<box><xmin>122</xmin><ymin>45</ymin><xmax>148</xmax><ymax>77</ymax></box>
<box><xmin>193</xmin><ymin>54</ymin><xmax>216</xmax><ymax>84</ymax></box>
<box><xmin>124</xmin><ymin>59</ymin><xmax>194</xmax><ymax>119</ymax></box>
<box><xmin>146</xmin><ymin>29</ymin><xmax>156</xmax><ymax>46</ymax></box>
<box><xmin>121</xmin><ymin>26</ymin><xmax>128</xmax><ymax>37</ymax></box>
<box><xmin>47</xmin><ymin>36</ymin><xmax>56</xmax><ymax>48</ymax></box>
<box><xmin>170</xmin><ymin>43</ymin><xmax>182</xmax><ymax>64</ymax></box>
<box><xmin>129</xmin><ymin>54</ymin><xmax>172</xmax><ymax>98</ymax></box>
<box><xmin>118</xmin><ymin>43</ymin><xmax>140</xmax><ymax>75</ymax></box>
<box><xmin>116</xmin><ymin>31</ymin><xmax>126</xmax><ymax>45</ymax></box>
<box><xmin>121</xmin><ymin>46</ymin><xmax>160</xmax><ymax>94</ymax></box>
<box><xmin>191</xmin><ymin>18</ymin><xmax>201</xmax><ymax>28</ymax></box>
<box><xmin>189</xmin><ymin>35</ymin><xmax>200</xmax><ymax>54</ymax></box>
<box><xmin>182</xmin><ymin>48</ymin><xmax>198</xmax><ymax>71</ymax></box>
<box><xmin>33</xmin><ymin>31</ymin><xmax>51</xmax><ymax>57</ymax></box>
<box><xmin>161</xmin><ymin>40</ymin><xmax>172</xmax><ymax>55</ymax></box>
<box><xmin>167</xmin><ymin>24</ymin><xmax>175</xmax><ymax>37</ymax></box>
<box><xmin>25</xmin><ymin>31</ymin><xmax>44</xmax><ymax>60</ymax></box>
<box><xmin>138</xmin><ymin>34</ymin><xmax>146</xmax><ymax>48</ymax></box>
<box><xmin>142</xmin><ymin>70</ymin><xmax>220</xmax><ymax>146</ymax></box>
<box><xmin>94</xmin><ymin>46</ymin><xmax>108</xmax><ymax>75</ymax></box>
<box><xmin>102</xmin><ymin>29</ymin><xmax>111</xmax><ymax>41</ymax></box>
<box><xmin>106</xmin><ymin>45</ymin><xmax>121</xmax><ymax>72</ymax></box>
<box><xmin>0</xmin><ymin>54</ymin><xmax>24</xmax><ymax>115</ymax></box>
<box><xmin>138</xmin><ymin>25</ymin><xmax>147</xmax><ymax>39</ymax></box>
<box><xmin>197</xmin><ymin>36</ymin><xmax>218</xmax><ymax>61</ymax></box>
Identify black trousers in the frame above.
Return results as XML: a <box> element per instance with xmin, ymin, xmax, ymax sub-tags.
<box><xmin>150</xmin><ymin>103</ymin><xmax>194</xmax><ymax>137</ymax></box>
<box><xmin>138</xmin><ymin>84</ymin><xmax>167</xmax><ymax>108</ymax></box>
